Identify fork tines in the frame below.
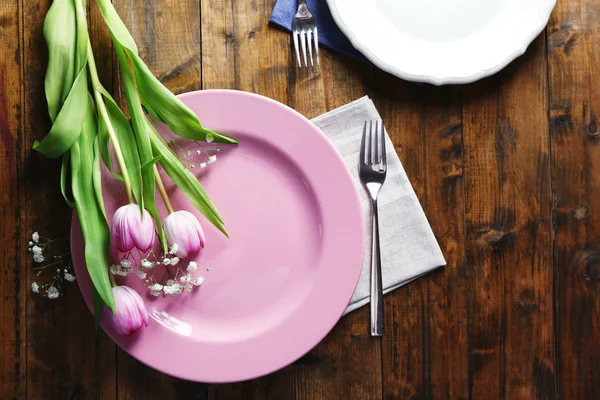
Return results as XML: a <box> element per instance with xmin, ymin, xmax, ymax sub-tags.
<box><xmin>292</xmin><ymin>2</ymin><xmax>319</xmax><ymax>67</ymax></box>
<box><xmin>360</xmin><ymin>120</ymin><xmax>387</xmax><ymax>169</ymax></box>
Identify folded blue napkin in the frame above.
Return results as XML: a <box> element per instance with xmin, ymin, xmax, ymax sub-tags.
<box><xmin>269</xmin><ymin>0</ymin><xmax>369</xmax><ymax>63</ymax></box>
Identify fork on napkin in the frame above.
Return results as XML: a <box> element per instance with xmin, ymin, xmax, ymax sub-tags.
<box><xmin>310</xmin><ymin>97</ymin><xmax>446</xmax><ymax>314</ymax></box>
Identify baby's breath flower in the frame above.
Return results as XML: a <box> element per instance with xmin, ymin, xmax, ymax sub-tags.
<box><xmin>141</xmin><ymin>259</ymin><xmax>154</xmax><ymax>269</ymax></box>
<box><xmin>64</xmin><ymin>272</ymin><xmax>76</xmax><ymax>282</ymax></box>
<box><xmin>187</xmin><ymin>261</ymin><xmax>198</xmax><ymax>272</ymax></box>
<box><xmin>149</xmin><ymin>290</ymin><xmax>161</xmax><ymax>297</ymax></box>
<box><xmin>193</xmin><ymin>277</ymin><xmax>204</xmax><ymax>286</ymax></box>
<box><xmin>163</xmin><ymin>285</ymin><xmax>174</xmax><ymax>295</ymax></box>
<box><xmin>120</xmin><ymin>259</ymin><xmax>132</xmax><ymax>268</ymax></box>
<box><xmin>31</xmin><ymin>282</ymin><xmax>39</xmax><ymax>293</ymax></box>
<box><xmin>149</xmin><ymin>283</ymin><xmax>163</xmax><ymax>292</ymax></box>
<box><xmin>32</xmin><ymin>245</ymin><xmax>43</xmax><ymax>256</ymax></box>
<box><xmin>46</xmin><ymin>286</ymin><xmax>59</xmax><ymax>299</ymax></box>
<box><xmin>32</xmin><ymin>232</ymin><xmax>40</xmax><ymax>243</ymax></box>
<box><xmin>136</xmin><ymin>270</ymin><xmax>147</xmax><ymax>279</ymax></box>
<box><xmin>206</xmin><ymin>134</ymin><xmax>214</xmax><ymax>143</ymax></box>
<box><xmin>169</xmin><ymin>243</ymin><xmax>179</xmax><ymax>255</ymax></box>
<box><xmin>109</xmin><ymin>264</ymin><xmax>120</xmax><ymax>275</ymax></box>
<box><xmin>180</xmin><ymin>274</ymin><xmax>192</xmax><ymax>284</ymax></box>
<box><xmin>33</xmin><ymin>254</ymin><xmax>45</xmax><ymax>263</ymax></box>
<box><xmin>172</xmin><ymin>283</ymin><xmax>184</xmax><ymax>294</ymax></box>
<box><xmin>165</xmin><ymin>279</ymin><xmax>176</xmax><ymax>287</ymax></box>
<box><xmin>196</xmin><ymin>150</ymin><xmax>202</xmax><ymax>155</ymax></box>
<box><xmin>199</xmin><ymin>162</ymin><xmax>207</xmax><ymax>169</ymax></box>
<box><xmin>207</xmin><ymin>155</ymin><xmax>217</xmax><ymax>164</ymax></box>
<box><xmin>28</xmin><ymin>241</ymin><xmax>34</xmax><ymax>246</ymax></box>
<box><xmin>162</xmin><ymin>258</ymin><xmax>171</xmax><ymax>266</ymax></box>
<box><xmin>170</xmin><ymin>257</ymin><xmax>180</xmax><ymax>265</ymax></box>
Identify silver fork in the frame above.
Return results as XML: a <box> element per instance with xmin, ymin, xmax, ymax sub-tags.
<box><xmin>359</xmin><ymin>120</ymin><xmax>387</xmax><ymax>337</ymax></box>
<box><xmin>292</xmin><ymin>0</ymin><xmax>319</xmax><ymax>67</ymax></box>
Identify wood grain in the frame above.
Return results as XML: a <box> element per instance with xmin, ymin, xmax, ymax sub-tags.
<box><xmin>548</xmin><ymin>0</ymin><xmax>600</xmax><ymax>397</ymax></box>
<box><xmin>1</xmin><ymin>0</ymin><xmax>600</xmax><ymax>398</ymax></box>
<box><xmin>462</xmin><ymin>35</ymin><xmax>555</xmax><ymax>399</ymax></box>
<box><xmin>0</xmin><ymin>0</ymin><xmax>25</xmax><ymax>398</ymax></box>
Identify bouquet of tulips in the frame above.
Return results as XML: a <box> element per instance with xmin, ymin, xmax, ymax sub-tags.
<box><xmin>37</xmin><ymin>0</ymin><xmax>237</xmax><ymax>334</ymax></box>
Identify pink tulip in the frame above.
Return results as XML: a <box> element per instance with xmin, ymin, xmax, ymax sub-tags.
<box><xmin>104</xmin><ymin>286</ymin><xmax>148</xmax><ymax>336</ymax></box>
<box><xmin>111</xmin><ymin>204</ymin><xmax>155</xmax><ymax>253</ymax></box>
<box><xmin>162</xmin><ymin>211</ymin><xmax>206</xmax><ymax>259</ymax></box>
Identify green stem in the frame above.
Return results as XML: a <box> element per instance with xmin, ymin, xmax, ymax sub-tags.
<box><xmin>154</xmin><ymin>165</ymin><xmax>174</xmax><ymax>214</ymax></box>
<box><xmin>109</xmin><ymin>272</ymin><xmax>116</xmax><ymax>287</ymax></box>
<box><xmin>86</xmin><ymin>40</ymin><xmax>134</xmax><ymax>204</ymax></box>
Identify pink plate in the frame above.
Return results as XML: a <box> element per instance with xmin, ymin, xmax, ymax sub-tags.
<box><xmin>71</xmin><ymin>90</ymin><xmax>365</xmax><ymax>382</ymax></box>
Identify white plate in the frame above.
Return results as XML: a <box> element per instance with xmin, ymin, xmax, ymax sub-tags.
<box><xmin>326</xmin><ymin>0</ymin><xmax>556</xmax><ymax>85</ymax></box>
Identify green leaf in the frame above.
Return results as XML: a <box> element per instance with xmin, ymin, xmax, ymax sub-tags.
<box><xmin>128</xmin><ymin>54</ymin><xmax>238</xmax><ymax>145</ymax></box>
<box><xmin>71</xmin><ymin>95</ymin><xmax>115</xmax><ymax>314</ymax></box>
<box><xmin>60</xmin><ymin>152</ymin><xmax>75</xmax><ymax>208</ymax></box>
<box><xmin>96</xmin><ymin>86</ymin><xmax>144</xmax><ymax>210</ymax></box>
<box><xmin>93</xmin><ymin>287</ymin><xmax>104</xmax><ymax>329</ymax></box>
<box><xmin>93</xmin><ymin>136</ymin><xmax>107</xmax><ymax>222</ymax></box>
<box><xmin>37</xmin><ymin>0</ymin><xmax>90</xmax><ymax>158</ymax></box>
<box><xmin>34</xmin><ymin>67</ymin><xmax>88</xmax><ymax>158</ymax></box>
<box><xmin>96</xmin><ymin>0</ymin><xmax>236</xmax><ymax>145</ymax></box>
<box><xmin>115</xmin><ymin>43</ymin><xmax>165</xmax><ymax>247</ymax></box>
<box><xmin>150</xmin><ymin>130</ymin><xmax>228</xmax><ymax>235</ymax></box>
<box><xmin>43</xmin><ymin>0</ymin><xmax>77</xmax><ymax>121</ymax></box>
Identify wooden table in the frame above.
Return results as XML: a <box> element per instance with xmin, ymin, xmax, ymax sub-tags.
<box><xmin>1</xmin><ymin>0</ymin><xmax>599</xmax><ymax>398</ymax></box>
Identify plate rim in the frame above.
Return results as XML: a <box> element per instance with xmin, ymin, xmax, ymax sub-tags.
<box><xmin>71</xmin><ymin>89</ymin><xmax>366</xmax><ymax>383</ymax></box>
<box><xmin>325</xmin><ymin>0</ymin><xmax>557</xmax><ymax>85</ymax></box>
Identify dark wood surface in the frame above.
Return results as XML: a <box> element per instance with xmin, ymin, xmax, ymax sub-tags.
<box><xmin>1</xmin><ymin>0</ymin><xmax>599</xmax><ymax>398</ymax></box>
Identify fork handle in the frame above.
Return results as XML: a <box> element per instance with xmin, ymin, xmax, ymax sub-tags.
<box><xmin>298</xmin><ymin>0</ymin><xmax>307</xmax><ymax>5</ymax></box>
<box><xmin>370</xmin><ymin>198</ymin><xmax>384</xmax><ymax>336</ymax></box>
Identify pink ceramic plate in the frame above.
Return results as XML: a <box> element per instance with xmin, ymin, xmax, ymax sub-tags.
<box><xmin>71</xmin><ymin>90</ymin><xmax>365</xmax><ymax>382</ymax></box>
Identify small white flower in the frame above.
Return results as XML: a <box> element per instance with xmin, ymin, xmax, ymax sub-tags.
<box><xmin>163</xmin><ymin>286</ymin><xmax>173</xmax><ymax>295</ymax></box>
<box><xmin>196</xmin><ymin>150</ymin><xmax>202</xmax><ymax>155</ymax></box>
<box><xmin>149</xmin><ymin>290</ymin><xmax>161</xmax><ymax>297</ymax></box>
<box><xmin>28</xmin><ymin>241</ymin><xmax>34</xmax><ymax>246</ymax></box>
<box><xmin>31</xmin><ymin>282</ymin><xmax>39</xmax><ymax>294</ymax></box>
<box><xmin>169</xmin><ymin>243</ymin><xmax>179</xmax><ymax>255</ymax></box>
<box><xmin>32</xmin><ymin>245</ymin><xmax>43</xmax><ymax>256</ymax></box>
<box><xmin>180</xmin><ymin>274</ymin><xmax>192</xmax><ymax>283</ymax></box>
<box><xmin>149</xmin><ymin>283</ymin><xmax>163</xmax><ymax>292</ymax></box>
<box><xmin>162</xmin><ymin>258</ymin><xmax>171</xmax><ymax>265</ymax></box>
<box><xmin>46</xmin><ymin>286</ymin><xmax>59</xmax><ymax>299</ymax></box>
<box><xmin>170</xmin><ymin>257</ymin><xmax>180</xmax><ymax>265</ymax></box>
<box><xmin>136</xmin><ymin>270</ymin><xmax>147</xmax><ymax>279</ymax></box>
<box><xmin>109</xmin><ymin>264</ymin><xmax>120</xmax><ymax>275</ymax></box>
<box><xmin>64</xmin><ymin>272</ymin><xmax>76</xmax><ymax>282</ymax></box>
<box><xmin>199</xmin><ymin>162</ymin><xmax>207</xmax><ymax>169</ymax></box>
<box><xmin>207</xmin><ymin>155</ymin><xmax>217</xmax><ymax>164</ymax></box>
<box><xmin>187</xmin><ymin>261</ymin><xmax>198</xmax><ymax>272</ymax></box>
<box><xmin>33</xmin><ymin>254</ymin><xmax>44</xmax><ymax>263</ymax></box>
<box><xmin>32</xmin><ymin>232</ymin><xmax>40</xmax><ymax>243</ymax></box>
<box><xmin>141</xmin><ymin>259</ymin><xmax>154</xmax><ymax>269</ymax></box>
<box><xmin>206</xmin><ymin>134</ymin><xmax>214</xmax><ymax>143</ymax></box>
<box><xmin>193</xmin><ymin>277</ymin><xmax>204</xmax><ymax>286</ymax></box>
<box><xmin>120</xmin><ymin>259</ymin><xmax>132</xmax><ymax>268</ymax></box>
<box><xmin>165</xmin><ymin>279</ymin><xmax>176</xmax><ymax>287</ymax></box>
<box><xmin>171</xmin><ymin>283</ymin><xmax>184</xmax><ymax>294</ymax></box>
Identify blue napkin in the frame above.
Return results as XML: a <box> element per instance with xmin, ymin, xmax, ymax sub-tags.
<box><xmin>269</xmin><ymin>0</ymin><xmax>369</xmax><ymax>63</ymax></box>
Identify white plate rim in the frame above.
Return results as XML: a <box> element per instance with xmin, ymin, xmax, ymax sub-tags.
<box><xmin>325</xmin><ymin>0</ymin><xmax>557</xmax><ymax>85</ymax></box>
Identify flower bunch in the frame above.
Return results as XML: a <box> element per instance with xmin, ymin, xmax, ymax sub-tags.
<box><xmin>38</xmin><ymin>0</ymin><xmax>236</xmax><ymax>330</ymax></box>
<box><xmin>28</xmin><ymin>232</ymin><xmax>77</xmax><ymax>299</ymax></box>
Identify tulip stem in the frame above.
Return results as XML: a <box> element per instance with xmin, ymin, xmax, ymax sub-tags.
<box><xmin>109</xmin><ymin>272</ymin><xmax>116</xmax><ymax>288</ymax></box>
<box><xmin>86</xmin><ymin>39</ymin><xmax>134</xmax><ymax>204</ymax></box>
<box><xmin>154</xmin><ymin>165</ymin><xmax>174</xmax><ymax>214</ymax></box>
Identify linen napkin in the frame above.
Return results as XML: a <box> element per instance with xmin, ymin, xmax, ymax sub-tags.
<box><xmin>269</xmin><ymin>0</ymin><xmax>368</xmax><ymax>62</ymax></box>
<box><xmin>311</xmin><ymin>97</ymin><xmax>446</xmax><ymax>314</ymax></box>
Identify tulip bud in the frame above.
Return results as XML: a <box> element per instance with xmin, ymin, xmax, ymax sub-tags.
<box><xmin>162</xmin><ymin>211</ymin><xmax>206</xmax><ymax>259</ymax></box>
<box><xmin>111</xmin><ymin>204</ymin><xmax>155</xmax><ymax>253</ymax></box>
<box><xmin>104</xmin><ymin>286</ymin><xmax>148</xmax><ymax>336</ymax></box>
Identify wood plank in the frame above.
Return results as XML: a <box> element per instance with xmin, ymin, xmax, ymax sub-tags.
<box><xmin>462</xmin><ymin>34</ymin><xmax>555</xmax><ymax>399</ymax></box>
<box><xmin>548</xmin><ymin>0</ymin><xmax>600</xmax><ymax>397</ymax></box>
<box><xmin>110</xmin><ymin>0</ymin><xmax>205</xmax><ymax>396</ymax></box>
<box><xmin>0</xmin><ymin>0</ymin><xmax>25</xmax><ymax>398</ymax></box>
<box><xmin>22</xmin><ymin>0</ymin><xmax>117</xmax><ymax>398</ymax></box>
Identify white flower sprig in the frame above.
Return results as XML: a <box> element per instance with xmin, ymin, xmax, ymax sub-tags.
<box><xmin>109</xmin><ymin>244</ymin><xmax>208</xmax><ymax>298</ymax></box>
<box><xmin>28</xmin><ymin>232</ymin><xmax>76</xmax><ymax>299</ymax></box>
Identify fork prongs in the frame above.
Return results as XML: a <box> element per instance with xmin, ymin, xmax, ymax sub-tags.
<box><xmin>300</xmin><ymin>31</ymin><xmax>308</xmax><ymax>66</ymax></box>
<box><xmin>293</xmin><ymin>31</ymin><xmax>301</xmax><ymax>67</ymax></box>
<box><xmin>362</xmin><ymin>120</ymin><xmax>385</xmax><ymax>166</ymax></box>
<box><xmin>313</xmin><ymin>27</ymin><xmax>320</xmax><ymax>65</ymax></box>
<box><xmin>306</xmin><ymin>31</ymin><xmax>314</xmax><ymax>66</ymax></box>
